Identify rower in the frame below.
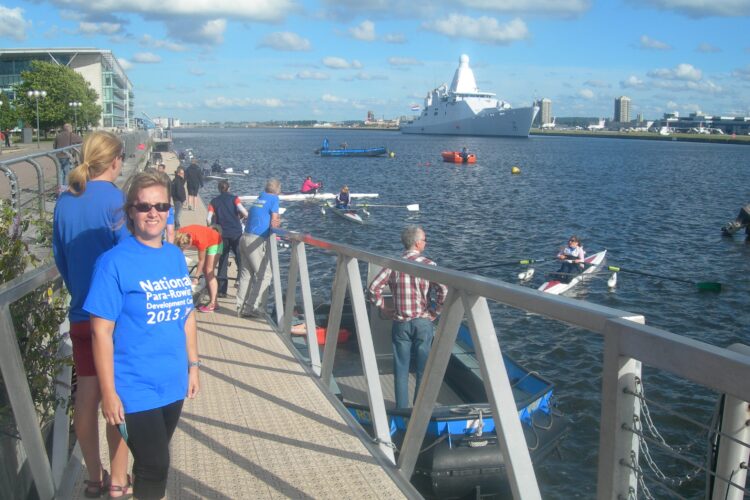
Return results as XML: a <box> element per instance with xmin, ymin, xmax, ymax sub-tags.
<box><xmin>321</xmin><ymin>137</ymin><xmax>329</xmax><ymax>151</ymax></box>
<box><xmin>461</xmin><ymin>147</ymin><xmax>469</xmax><ymax>163</ymax></box>
<box><xmin>722</xmin><ymin>203</ymin><xmax>750</xmax><ymax>236</ymax></box>
<box><xmin>335</xmin><ymin>185</ymin><xmax>351</xmax><ymax>209</ymax></box>
<box><xmin>300</xmin><ymin>176</ymin><xmax>323</xmax><ymax>195</ymax></box>
<box><xmin>555</xmin><ymin>235</ymin><xmax>585</xmax><ymax>283</ymax></box>
<box><xmin>211</xmin><ymin>160</ymin><xmax>223</xmax><ymax>173</ymax></box>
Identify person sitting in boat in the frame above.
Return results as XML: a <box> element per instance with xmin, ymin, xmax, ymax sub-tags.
<box><xmin>461</xmin><ymin>147</ymin><xmax>469</xmax><ymax>163</ymax></box>
<box><xmin>211</xmin><ymin>160</ymin><xmax>223</xmax><ymax>173</ymax></box>
<box><xmin>300</xmin><ymin>176</ymin><xmax>323</xmax><ymax>195</ymax></box>
<box><xmin>340</xmin><ymin>142</ymin><xmax>348</xmax><ymax>150</ymax></box>
<box><xmin>556</xmin><ymin>235</ymin><xmax>585</xmax><ymax>283</ymax></box>
<box><xmin>335</xmin><ymin>185</ymin><xmax>351</xmax><ymax>209</ymax></box>
<box><xmin>321</xmin><ymin>137</ymin><xmax>329</xmax><ymax>151</ymax></box>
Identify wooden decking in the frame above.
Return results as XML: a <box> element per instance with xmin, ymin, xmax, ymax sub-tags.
<box><xmin>65</xmin><ymin>152</ymin><xmax>409</xmax><ymax>499</ymax></box>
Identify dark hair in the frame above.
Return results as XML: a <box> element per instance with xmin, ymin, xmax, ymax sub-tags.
<box><xmin>218</xmin><ymin>180</ymin><xmax>229</xmax><ymax>193</ymax></box>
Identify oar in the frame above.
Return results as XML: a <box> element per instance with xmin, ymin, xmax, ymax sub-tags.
<box><xmin>361</xmin><ymin>203</ymin><xmax>420</xmax><ymax>212</ymax></box>
<box><xmin>605</xmin><ymin>265</ymin><xmax>722</xmax><ymax>292</ymax></box>
<box><xmin>459</xmin><ymin>258</ymin><xmax>548</xmax><ymax>272</ymax></box>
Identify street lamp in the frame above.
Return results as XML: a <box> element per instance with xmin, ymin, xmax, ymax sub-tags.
<box><xmin>27</xmin><ymin>89</ymin><xmax>47</xmax><ymax>148</ymax></box>
<box><xmin>69</xmin><ymin>101</ymin><xmax>82</xmax><ymax>133</ymax></box>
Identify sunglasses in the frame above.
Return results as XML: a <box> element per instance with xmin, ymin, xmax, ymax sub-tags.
<box><xmin>131</xmin><ymin>202</ymin><xmax>171</xmax><ymax>213</ymax></box>
<box><xmin>119</xmin><ymin>151</ymin><xmax>126</xmax><ymax>161</ymax></box>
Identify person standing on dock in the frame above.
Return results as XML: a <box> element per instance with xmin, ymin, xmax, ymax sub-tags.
<box><xmin>368</xmin><ymin>225</ymin><xmax>447</xmax><ymax>409</ymax></box>
<box><xmin>185</xmin><ymin>159</ymin><xmax>203</xmax><ymax>210</ymax></box>
<box><xmin>171</xmin><ymin>167</ymin><xmax>186</xmax><ymax>230</ymax></box>
<box><xmin>54</xmin><ymin>123</ymin><xmax>82</xmax><ymax>187</ymax></box>
<box><xmin>237</xmin><ymin>178</ymin><xmax>281</xmax><ymax>318</ymax></box>
<box><xmin>208</xmin><ymin>180</ymin><xmax>248</xmax><ymax>298</ymax></box>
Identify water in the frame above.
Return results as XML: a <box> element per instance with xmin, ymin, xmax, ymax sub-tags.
<box><xmin>174</xmin><ymin>128</ymin><xmax>750</xmax><ymax>498</ymax></box>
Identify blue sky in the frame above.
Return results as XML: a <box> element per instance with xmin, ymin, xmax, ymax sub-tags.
<box><xmin>1</xmin><ymin>0</ymin><xmax>749</xmax><ymax>122</ymax></box>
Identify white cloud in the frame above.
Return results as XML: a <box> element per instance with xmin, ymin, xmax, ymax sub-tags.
<box><xmin>349</xmin><ymin>20</ymin><xmax>376</xmax><ymax>41</ymax></box>
<box><xmin>297</xmin><ymin>70</ymin><xmax>329</xmax><ymax>80</ymax></box>
<box><xmin>132</xmin><ymin>52</ymin><xmax>161</xmax><ymax>63</ymax></box>
<box><xmin>259</xmin><ymin>31</ymin><xmax>312</xmax><ymax>51</ymax></box>
<box><xmin>156</xmin><ymin>101</ymin><xmax>195</xmax><ymax>109</ymax></box>
<box><xmin>621</xmin><ymin>75</ymin><xmax>644</xmax><ymax>88</ymax></box>
<box><xmin>626</xmin><ymin>0</ymin><xmax>750</xmax><ymax>18</ymax></box>
<box><xmin>347</xmin><ymin>72</ymin><xmax>388</xmax><ymax>81</ymax></box>
<box><xmin>639</xmin><ymin>34</ymin><xmax>672</xmax><ymax>50</ymax></box>
<box><xmin>731</xmin><ymin>65</ymin><xmax>750</xmax><ymax>81</ymax></box>
<box><xmin>651</xmin><ymin>79</ymin><xmax>722</xmax><ymax>93</ymax></box>
<box><xmin>0</xmin><ymin>6</ymin><xmax>31</xmax><ymax>41</ymax></box>
<box><xmin>382</xmin><ymin>33</ymin><xmax>405</xmax><ymax>43</ymax></box>
<box><xmin>583</xmin><ymin>79</ymin><xmax>610</xmax><ymax>88</ymax></box>
<box><xmin>78</xmin><ymin>21</ymin><xmax>122</xmax><ymax>35</ymax></box>
<box><xmin>322</xmin><ymin>57</ymin><xmax>362</xmax><ymax>69</ymax></box>
<box><xmin>199</xmin><ymin>19</ymin><xmax>226</xmax><ymax>44</ymax></box>
<box><xmin>578</xmin><ymin>88</ymin><xmax>595</xmax><ymax>99</ymax></box>
<box><xmin>647</xmin><ymin>63</ymin><xmax>702</xmax><ymax>81</ymax></box>
<box><xmin>695</xmin><ymin>42</ymin><xmax>720</xmax><ymax>53</ymax></box>
<box><xmin>274</xmin><ymin>73</ymin><xmax>295</xmax><ymax>80</ymax></box>
<box><xmin>140</xmin><ymin>34</ymin><xmax>186</xmax><ymax>52</ymax></box>
<box><xmin>118</xmin><ymin>58</ymin><xmax>132</xmax><ymax>70</ymax></box>
<box><xmin>46</xmin><ymin>0</ymin><xmax>295</xmax><ymax>22</ymax></box>
<box><xmin>189</xmin><ymin>67</ymin><xmax>205</xmax><ymax>76</ymax></box>
<box><xmin>388</xmin><ymin>57</ymin><xmax>423</xmax><ymax>66</ymax></box>
<box><xmin>166</xmin><ymin>18</ymin><xmax>226</xmax><ymax>45</ymax></box>
<box><xmin>204</xmin><ymin>96</ymin><xmax>284</xmax><ymax>108</ymax></box>
<box><xmin>322</xmin><ymin>94</ymin><xmax>348</xmax><ymax>103</ymax></box>
<box><xmin>457</xmin><ymin>0</ymin><xmax>590</xmax><ymax>16</ymax></box>
<box><xmin>422</xmin><ymin>15</ymin><xmax>529</xmax><ymax>45</ymax></box>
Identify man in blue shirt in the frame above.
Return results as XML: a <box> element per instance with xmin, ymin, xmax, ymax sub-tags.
<box><xmin>236</xmin><ymin>178</ymin><xmax>281</xmax><ymax>317</ymax></box>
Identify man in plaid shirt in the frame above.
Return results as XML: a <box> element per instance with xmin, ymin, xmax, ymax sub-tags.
<box><xmin>368</xmin><ymin>225</ymin><xmax>447</xmax><ymax>408</ymax></box>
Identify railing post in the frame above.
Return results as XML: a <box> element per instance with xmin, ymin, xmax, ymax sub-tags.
<box><xmin>292</xmin><ymin>241</ymin><xmax>320</xmax><ymax>375</ymax></box>
<box><xmin>398</xmin><ymin>287</ymin><xmax>464</xmax><ymax>477</ymax></box>
<box><xmin>0</xmin><ymin>304</ymin><xmax>55</xmax><ymax>499</ymax></box>
<box><xmin>462</xmin><ymin>292</ymin><xmax>541</xmax><ymax>499</ymax></box>
<box><xmin>711</xmin><ymin>343</ymin><xmax>750</xmax><ymax>500</ymax></box>
<box><xmin>0</xmin><ymin>164</ymin><xmax>21</xmax><ymax>213</ymax></box>
<box><xmin>268</xmin><ymin>233</ymin><xmax>284</xmax><ymax>325</ymax></box>
<box><xmin>26</xmin><ymin>158</ymin><xmax>46</xmax><ymax>216</ymax></box>
<box><xmin>282</xmin><ymin>241</ymin><xmax>300</xmax><ymax>335</ymax></box>
<box><xmin>51</xmin><ymin>328</ymin><xmax>72</xmax><ymax>488</ymax></box>
<box><xmin>597</xmin><ymin>317</ymin><xmax>643</xmax><ymax>499</ymax></box>
<box><xmin>344</xmin><ymin>257</ymin><xmax>395</xmax><ymax>463</ymax></box>
<box><xmin>321</xmin><ymin>256</ymin><xmax>348</xmax><ymax>386</ymax></box>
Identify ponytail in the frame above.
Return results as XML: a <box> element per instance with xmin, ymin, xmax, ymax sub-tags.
<box><xmin>67</xmin><ymin>161</ymin><xmax>91</xmax><ymax>195</ymax></box>
<box><xmin>67</xmin><ymin>131</ymin><xmax>122</xmax><ymax>197</ymax></box>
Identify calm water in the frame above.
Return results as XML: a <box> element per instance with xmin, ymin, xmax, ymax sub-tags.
<box><xmin>174</xmin><ymin>128</ymin><xmax>750</xmax><ymax>498</ymax></box>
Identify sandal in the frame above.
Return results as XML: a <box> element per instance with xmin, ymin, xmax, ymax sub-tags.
<box><xmin>108</xmin><ymin>474</ymin><xmax>132</xmax><ymax>499</ymax></box>
<box><xmin>83</xmin><ymin>469</ymin><xmax>109</xmax><ymax>498</ymax></box>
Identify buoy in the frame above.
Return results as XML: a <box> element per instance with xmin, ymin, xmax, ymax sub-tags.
<box><xmin>389</xmin><ymin>151</ymin><xmax>395</xmax><ymax>158</ymax></box>
<box><xmin>511</xmin><ymin>166</ymin><xmax>521</xmax><ymax>175</ymax></box>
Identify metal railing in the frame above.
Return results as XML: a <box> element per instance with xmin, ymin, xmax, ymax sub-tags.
<box><xmin>269</xmin><ymin>228</ymin><xmax>750</xmax><ymax>499</ymax></box>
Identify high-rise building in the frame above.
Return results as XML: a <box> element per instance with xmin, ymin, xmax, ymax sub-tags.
<box><xmin>614</xmin><ymin>96</ymin><xmax>631</xmax><ymax>123</ymax></box>
<box><xmin>534</xmin><ymin>98</ymin><xmax>552</xmax><ymax>126</ymax></box>
<box><xmin>0</xmin><ymin>48</ymin><xmax>133</xmax><ymax>129</ymax></box>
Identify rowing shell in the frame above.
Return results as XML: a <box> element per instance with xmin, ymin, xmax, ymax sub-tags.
<box><xmin>326</xmin><ymin>201</ymin><xmax>365</xmax><ymax>224</ymax></box>
<box><xmin>239</xmin><ymin>192</ymin><xmax>379</xmax><ymax>202</ymax></box>
<box><xmin>537</xmin><ymin>250</ymin><xmax>607</xmax><ymax>295</ymax></box>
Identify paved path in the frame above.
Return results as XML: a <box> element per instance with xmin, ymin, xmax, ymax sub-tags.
<box><xmin>65</xmin><ymin>151</ymin><xmax>408</xmax><ymax>499</ymax></box>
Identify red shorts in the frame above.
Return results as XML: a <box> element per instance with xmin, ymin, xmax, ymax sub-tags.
<box><xmin>70</xmin><ymin>321</ymin><xmax>97</xmax><ymax>376</ymax></box>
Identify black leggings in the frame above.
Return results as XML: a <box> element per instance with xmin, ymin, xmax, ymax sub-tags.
<box><xmin>125</xmin><ymin>399</ymin><xmax>184</xmax><ymax>499</ymax></box>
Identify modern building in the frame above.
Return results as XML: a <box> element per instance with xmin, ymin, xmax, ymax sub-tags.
<box><xmin>614</xmin><ymin>96</ymin><xmax>631</xmax><ymax>123</ymax></box>
<box><xmin>0</xmin><ymin>48</ymin><xmax>133</xmax><ymax>129</ymax></box>
<box><xmin>534</xmin><ymin>98</ymin><xmax>552</xmax><ymax>126</ymax></box>
<box><xmin>653</xmin><ymin>112</ymin><xmax>750</xmax><ymax>135</ymax></box>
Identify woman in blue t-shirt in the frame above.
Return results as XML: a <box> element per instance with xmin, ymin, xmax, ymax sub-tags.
<box><xmin>86</xmin><ymin>171</ymin><xmax>200</xmax><ymax>499</ymax></box>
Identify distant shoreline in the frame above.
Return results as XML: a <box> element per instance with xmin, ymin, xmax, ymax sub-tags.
<box><xmin>173</xmin><ymin>126</ymin><xmax>750</xmax><ymax>145</ymax></box>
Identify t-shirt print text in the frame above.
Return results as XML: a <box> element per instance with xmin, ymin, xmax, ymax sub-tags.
<box><xmin>140</xmin><ymin>276</ymin><xmax>193</xmax><ymax>325</ymax></box>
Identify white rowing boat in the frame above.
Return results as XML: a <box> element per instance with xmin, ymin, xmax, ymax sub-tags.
<box><xmin>324</xmin><ymin>201</ymin><xmax>365</xmax><ymax>224</ymax></box>
<box><xmin>238</xmin><ymin>192</ymin><xmax>379</xmax><ymax>202</ymax></box>
<box><xmin>537</xmin><ymin>250</ymin><xmax>607</xmax><ymax>295</ymax></box>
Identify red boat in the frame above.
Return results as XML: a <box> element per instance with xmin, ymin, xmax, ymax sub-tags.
<box><xmin>441</xmin><ymin>151</ymin><xmax>476</xmax><ymax>164</ymax></box>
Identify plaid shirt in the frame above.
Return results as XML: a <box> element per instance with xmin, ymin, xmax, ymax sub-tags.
<box><xmin>368</xmin><ymin>250</ymin><xmax>448</xmax><ymax>322</ymax></box>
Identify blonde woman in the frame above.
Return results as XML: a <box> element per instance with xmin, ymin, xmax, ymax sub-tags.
<box><xmin>87</xmin><ymin>171</ymin><xmax>199</xmax><ymax>499</ymax></box>
<box><xmin>52</xmin><ymin>131</ymin><xmax>130</xmax><ymax>497</ymax></box>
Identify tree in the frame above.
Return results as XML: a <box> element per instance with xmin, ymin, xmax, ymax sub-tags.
<box><xmin>14</xmin><ymin>61</ymin><xmax>102</xmax><ymax>133</ymax></box>
<box><xmin>0</xmin><ymin>103</ymin><xmax>19</xmax><ymax>131</ymax></box>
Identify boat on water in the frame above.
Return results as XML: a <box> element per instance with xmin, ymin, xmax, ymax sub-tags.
<box><xmin>323</xmin><ymin>201</ymin><xmax>365</xmax><ymax>224</ymax></box>
<box><xmin>238</xmin><ymin>192</ymin><xmax>379</xmax><ymax>203</ymax></box>
<box><xmin>289</xmin><ymin>292</ymin><xmax>569</xmax><ymax>498</ymax></box>
<box><xmin>442</xmin><ymin>151</ymin><xmax>477</xmax><ymax>164</ymax></box>
<box><xmin>538</xmin><ymin>250</ymin><xmax>607</xmax><ymax>295</ymax></box>
<box><xmin>401</xmin><ymin>55</ymin><xmax>538</xmax><ymax>138</ymax></box>
<box><xmin>319</xmin><ymin>146</ymin><xmax>388</xmax><ymax>157</ymax></box>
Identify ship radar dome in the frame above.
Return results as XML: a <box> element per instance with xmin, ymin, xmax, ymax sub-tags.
<box><xmin>460</xmin><ymin>54</ymin><xmax>469</xmax><ymax>65</ymax></box>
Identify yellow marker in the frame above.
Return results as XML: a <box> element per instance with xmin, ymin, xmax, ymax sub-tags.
<box><xmin>511</xmin><ymin>166</ymin><xmax>521</xmax><ymax>174</ymax></box>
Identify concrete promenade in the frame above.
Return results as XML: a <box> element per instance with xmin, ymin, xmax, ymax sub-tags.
<box><xmin>66</xmin><ymin>151</ymin><xmax>407</xmax><ymax>499</ymax></box>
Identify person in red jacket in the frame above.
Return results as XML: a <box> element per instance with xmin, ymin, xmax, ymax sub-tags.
<box><xmin>300</xmin><ymin>176</ymin><xmax>322</xmax><ymax>194</ymax></box>
<box><xmin>174</xmin><ymin>225</ymin><xmax>222</xmax><ymax>312</ymax></box>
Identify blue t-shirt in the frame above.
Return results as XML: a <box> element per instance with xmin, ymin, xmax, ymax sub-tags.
<box><xmin>84</xmin><ymin>236</ymin><xmax>193</xmax><ymax>414</ymax></box>
<box><xmin>245</xmin><ymin>191</ymin><xmax>279</xmax><ymax>237</ymax></box>
<box><xmin>53</xmin><ymin>181</ymin><xmax>129</xmax><ymax>322</ymax></box>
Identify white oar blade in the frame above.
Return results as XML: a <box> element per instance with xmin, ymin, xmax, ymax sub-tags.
<box><xmin>607</xmin><ymin>272</ymin><xmax>617</xmax><ymax>289</ymax></box>
<box><xmin>279</xmin><ymin>207</ymin><xmax>287</xmax><ymax>215</ymax></box>
<box><xmin>406</xmin><ymin>204</ymin><xmax>420</xmax><ymax>212</ymax></box>
<box><xmin>320</xmin><ymin>205</ymin><xmax>326</xmax><ymax>215</ymax></box>
<box><xmin>518</xmin><ymin>268</ymin><xmax>535</xmax><ymax>281</ymax></box>
<box><xmin>243</xmin><ymin>169</ymin><xmax>249</xmax><ymax>175</ymax></box>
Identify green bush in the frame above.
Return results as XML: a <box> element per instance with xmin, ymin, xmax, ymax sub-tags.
<box><xmin>0</xmin><ymin>201</ymin><xmax>70</xmax><ymax>435</ymax></box>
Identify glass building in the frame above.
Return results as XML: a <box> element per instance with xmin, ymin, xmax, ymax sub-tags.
<box><xmin>0</xmin><ymin>48</ymin><xmax>133</xmax><ymax>128</ymax></box>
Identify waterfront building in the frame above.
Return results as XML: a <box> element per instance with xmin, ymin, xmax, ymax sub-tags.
<box><xmin>653</xmin><ymin>112</ymin><xmax>750</xmax><ymax>135</ymax></box>
<box><xmin>0</xmin><ymin>48</ymin><xmax>133</xmax><ymax>129</ymax></box>
<box><xmin>614</xmin><ymin>96</ymin><xmax>631</xmax><ymax>123</ymax></box>
<box><xmin>534</xmin><ymin>98</ymin><xmax>552</xmax><ymax>127</ymax></box>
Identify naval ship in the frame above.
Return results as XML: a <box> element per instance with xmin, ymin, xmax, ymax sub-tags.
<box><xmin>401</xmin><ymin>54</ymin><xmax>538</xmax><ymax>138</ymax></box>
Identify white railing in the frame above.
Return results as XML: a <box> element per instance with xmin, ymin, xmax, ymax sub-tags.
<box><xmin>269</xmin><ymin>228</ymin><xmax>750</xmax><ymax>499</ymax></box>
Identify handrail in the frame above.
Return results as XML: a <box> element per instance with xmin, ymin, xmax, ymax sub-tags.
<box><xmin>271</xmin><ymin>228</ymin><xmax>750</xmax><ymax>499</ymax></box>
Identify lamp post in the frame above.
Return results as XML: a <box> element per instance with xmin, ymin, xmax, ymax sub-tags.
<box><xmin>69</xmin><ymin>101</ymin><xmax>82</xmax><ymax>133</ymax></box>
<box><xmin>27</xmin><ymin>89</ymin><xmax>47</xmax><ymax>148</ymax></box>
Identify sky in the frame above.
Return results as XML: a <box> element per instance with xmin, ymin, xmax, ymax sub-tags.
<box><xmin>1</xmin><ymin>0</ymin><xmax>749</xmax><ymax>123</ymax></box>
